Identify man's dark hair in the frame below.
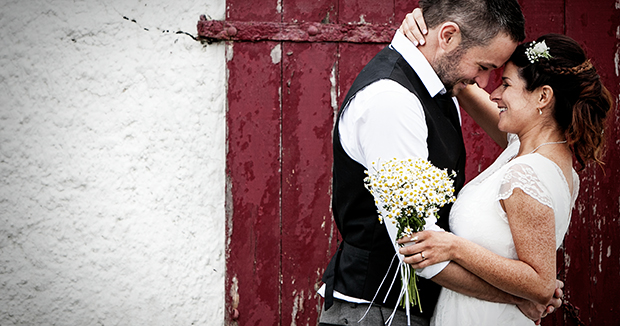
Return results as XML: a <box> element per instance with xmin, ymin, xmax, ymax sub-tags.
<box><xmin>419</xmin><ymin>0</ymin><xmax>526</xmax><ymax>49</ymax></box>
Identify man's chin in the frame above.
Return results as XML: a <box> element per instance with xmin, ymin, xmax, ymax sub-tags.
<box><xmin>447</xmin><ymin>85</ymin><xmax>463</xmax><ymax>97</ymax></box>
<box><xmin>450</xmin><ymin>82</ymin><xmax>472</xmax><ymax>96</ymax></box>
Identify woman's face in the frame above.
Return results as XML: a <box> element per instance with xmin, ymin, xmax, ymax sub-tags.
<box><xmin>490</xmin><ymin>62</ymin><xmax>540</xmax><ymax>134</ymax></box>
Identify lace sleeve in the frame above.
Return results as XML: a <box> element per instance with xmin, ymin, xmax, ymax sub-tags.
<box><xmin>498</xmin><ymin>163</ymin><xmax>553</xmax><ymax>209</ymax></box>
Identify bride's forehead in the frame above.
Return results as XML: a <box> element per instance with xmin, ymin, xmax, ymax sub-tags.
<box><xmin>502</xmin><ymin>62</ymin><xmax>520</xmax><ymax>76</ymax></box>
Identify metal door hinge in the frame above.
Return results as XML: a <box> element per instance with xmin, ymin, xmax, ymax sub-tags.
<box><xmin>197</xmin><ymin>15</ymin><xmax>396</xmax><ymax>43</ymax></box>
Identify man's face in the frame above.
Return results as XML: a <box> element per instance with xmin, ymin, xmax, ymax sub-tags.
<box><xmin>435</xmin><ymin>33</ymin><xmax>518</xmax><ymax>96</ymax></box>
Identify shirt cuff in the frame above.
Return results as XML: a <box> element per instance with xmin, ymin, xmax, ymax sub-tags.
<box><xmin>415</xmin><ymin>215</ymin><xmax>450</xmax><ymax>279</ymax></box>
<box><xmin>415</xmin><ymin>260</ymin><xmax>449</xmax><ymax>279</ymax></box>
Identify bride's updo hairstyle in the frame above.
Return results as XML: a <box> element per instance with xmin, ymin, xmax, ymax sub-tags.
<box><xmin>509</xmin><ymin>33</ymin><xmax>613</xmax><ymax>170</ymax></box>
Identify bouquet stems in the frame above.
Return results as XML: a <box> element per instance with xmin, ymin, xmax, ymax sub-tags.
<box><xmin>401</xmin><ymin>260</ymin><xmax>422</xmax><ymax>313</ymax></box>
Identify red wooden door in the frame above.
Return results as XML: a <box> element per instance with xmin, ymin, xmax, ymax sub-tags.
<box><xmin>198</xmin><ymin>1</ymin><xmax>619</xmax><ymax>325</ymax></box>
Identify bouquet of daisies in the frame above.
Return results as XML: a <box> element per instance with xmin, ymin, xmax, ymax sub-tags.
<box><xmin>363</xmin><ymin>158</ymin><xmax>456</xmax><ymax>318</ymax></box>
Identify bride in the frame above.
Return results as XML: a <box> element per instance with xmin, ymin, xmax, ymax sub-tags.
<box><xmin>399</xmin><ymin>11</ymin><xmax>613</xmax><ymax>326</ymax></box>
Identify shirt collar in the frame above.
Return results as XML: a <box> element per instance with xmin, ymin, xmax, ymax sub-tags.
<box><xmin>390</xmin><ymin>30</ymin><xmax>447</xmax><ymax>97</ymax></box>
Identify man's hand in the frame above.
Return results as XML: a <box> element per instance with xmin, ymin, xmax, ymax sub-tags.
<box><xmin>517</xmin><ymin>300</ymin><xmax>547</xmax><ymax>323</ymax></box>
<box><xmin>518</xmin><ymin>280</ymin><xmax>564</xmax><ymax>325</ymax></box>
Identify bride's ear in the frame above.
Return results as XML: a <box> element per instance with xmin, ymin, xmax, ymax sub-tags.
<box><xmin>537</xmin><ymin>85</ymin><xmax>554</xmax><ymax>108</ymax></box>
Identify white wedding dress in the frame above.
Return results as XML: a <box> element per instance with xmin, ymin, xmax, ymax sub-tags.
<box><xmin>430</xmin><ymin>134</ymin><xmax>579</xmax><ymax>326</ymax></box>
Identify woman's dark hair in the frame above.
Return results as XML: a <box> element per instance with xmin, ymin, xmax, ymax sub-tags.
<box><xmin>510</xmin><ymin>33</ymin><xmax>613</xmax><ymax>170</ymax></box>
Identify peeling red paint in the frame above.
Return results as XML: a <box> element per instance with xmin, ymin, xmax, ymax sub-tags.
<box><xmin>225</xmin><ymin>41</ymin><xmax>282</xmax><ymax>326</ymax></box>
<box><xmin>281</xmin><ymin>41</ymin><xmax>338</xmax><ymax>326</ymax></box>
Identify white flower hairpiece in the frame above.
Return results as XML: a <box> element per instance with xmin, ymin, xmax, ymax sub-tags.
<box><xmin>525</xmin><ymin>40</ymin><xmax>552</xmax><ymax>64</ymax></box>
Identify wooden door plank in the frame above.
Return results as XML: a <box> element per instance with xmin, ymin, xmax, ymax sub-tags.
<box><xmin>339</xmin><ymin>0</ymin><xmax>395</xmax><ymax>24</ymax></box>
<box><xmin>283</xmin><ymin>0</ymin><xmax>339</xmax><ymax>23</ymax></box>
<box><xmin>225</xmin><ymin>1</ymin><xmax>283</xmax><ymax>325</ymax></box>
<box><xmin>227</xmin><ymin>0</ymin><xmax>280</xmax><ymax>22</ymax></box>
<box><xmin>226</xmin><ymin>41</ymin><xmax>283</xmax><ymax>326</ymax></box>
<box><xmin>280</xmin><ymin>2</ymin><xmax>340</xmax><ymax>326</ymax></box>
<box><xmin>281</xmin><ymin>41</ymin><xmax>339</xmax><ymax>326</ymax></box>
<box><xmin>519</xmin><ymin>0</ymin><xmax>566</xmax><ymax>37</ymax></box>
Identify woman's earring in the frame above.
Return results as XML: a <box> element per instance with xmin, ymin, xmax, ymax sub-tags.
<box><xmin>538</xmin><ymin>108</ymin><xmax>542</xmax><ymax>115</ymax></box>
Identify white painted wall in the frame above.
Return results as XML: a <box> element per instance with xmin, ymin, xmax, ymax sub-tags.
<box><xmin>0</xmin><ymin>0</ymin><xmax>226</xmax><ymax>325</ymax></box>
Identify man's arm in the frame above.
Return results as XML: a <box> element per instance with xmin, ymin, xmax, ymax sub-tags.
<box><xmin>432</xmin><ymin>261</ymin><xmax>558</xmax><ymax>322</ymax></box>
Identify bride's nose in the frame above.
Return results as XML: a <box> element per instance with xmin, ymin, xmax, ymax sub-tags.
<box><xmin>490</xmin><ymin>87</ymin><xmax>502</xmax><ymax>103</ymax></box>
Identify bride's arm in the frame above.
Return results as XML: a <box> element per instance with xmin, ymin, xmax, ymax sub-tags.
<box><xmin>399</xmin><ymin>190</ymin><xmax>557</xmax><ymax>305</ymax></box>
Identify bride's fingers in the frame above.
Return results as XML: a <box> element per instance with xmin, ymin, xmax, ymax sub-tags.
<box><xmin>404</xmin><ymin>251</ymin><xmax>439</xmax><ymax>269</ymax></box>
<box><xmin>403</xmin><ymin>251</ymin><xmax>427</xmax><ymax>266</ymax></box>
<box><xmin>400</xmin><ymin>14</ymin><xmax>422</xmax><ymax>46</ymax></box>
<box><xmin>397</xmin><ymin>233</ymin><xmax>421</xmax><ymax>244</ymax></box>
<box><xmin>398</xmin><ymin>243</ymin><xmax>420</xmax><ymax>256</ymax></box>
<box><xmin>412</xmin><ymin>8</ymin><xmax>427</xmax><ymax>38</ymax></box>
<box><xmin>399</xmin><ymin>8</ymin><xmax>427</xmax><ymax>46</ymax></box>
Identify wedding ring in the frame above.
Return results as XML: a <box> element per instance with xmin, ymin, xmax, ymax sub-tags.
<box><xmin>411</xmin><ymin>236</ymin><xmax>419</xmax><ymax>242</ymax></box>
<box><xmin>420</xmin><ymin>251</ymin><xmax>425</xmax><ymax>260</ymax></box>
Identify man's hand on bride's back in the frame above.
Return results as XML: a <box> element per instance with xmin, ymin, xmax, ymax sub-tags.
<box><xmin>517</xmin><ymin>300</ymin><xmax>547</xmax><ymax>323</ymax></box>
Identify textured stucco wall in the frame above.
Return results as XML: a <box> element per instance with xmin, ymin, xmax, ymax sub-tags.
<box><xmin>0</xmin><ymin>0</ymin><xmax>226</xmax><ymax>325</ymax></box>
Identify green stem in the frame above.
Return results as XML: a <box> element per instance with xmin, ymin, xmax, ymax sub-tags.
<box><xmin>400</xmin><ymin>265</ymin><xmax>423</xmax><ymax>313</ymax></box>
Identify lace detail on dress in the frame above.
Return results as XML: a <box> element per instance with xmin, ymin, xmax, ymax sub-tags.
<box><xmin>498</xmin><ymin>163</ymin><xmax>553</xmax><ymax>209</ymax></box>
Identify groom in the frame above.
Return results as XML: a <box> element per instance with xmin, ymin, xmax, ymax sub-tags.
<box><xmin>319</xmin><ymin>0</ymin><xmax>556</xmax><ymax>325</ymax></box>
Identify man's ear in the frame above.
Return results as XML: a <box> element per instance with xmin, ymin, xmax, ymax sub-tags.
<box><xmin>437</xmin><ymin>22</ymin><xmax>462</xmax><ymax>52</ymax></box>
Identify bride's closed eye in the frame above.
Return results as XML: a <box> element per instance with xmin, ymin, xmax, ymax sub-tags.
<box><xmin>500</xmin><ymin>77</ymin><xmax>511</xmax><ymax>88</ymax></box>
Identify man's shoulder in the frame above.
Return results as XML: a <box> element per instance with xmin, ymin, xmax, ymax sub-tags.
<box><xmin>359</xmin><ymin>79</ymin><xmax>413</xmax><ymax>96</ymax></box>
<box><xmin>351</xmin><ymin>79</ymin><xmax>422</xmax><ymax>109</ymax></box>
<box><xmin>344</xmin><ymin>79</ymin><xmax>425</xmax><ymax>122</ymax></box>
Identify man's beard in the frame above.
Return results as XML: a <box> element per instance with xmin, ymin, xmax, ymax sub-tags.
<box><xmin>434</xmin><ymin>47</ymin><xmax>472</xmax><ymax>97</ymax></box>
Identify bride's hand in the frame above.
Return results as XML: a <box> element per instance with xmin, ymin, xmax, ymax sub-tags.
<box><xmin>397</xmin><ymin>230</ymin><xmax>458</xmax><ymax>268</ymax></box>
<box><xmin>399</xmin><ymin>8</ymin><xmax>428</xmax><ymax>46</ymax></box>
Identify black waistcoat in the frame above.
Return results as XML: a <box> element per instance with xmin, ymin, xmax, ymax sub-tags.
<box><xmin>322</xmin><ymin>45</ymin><xmax>466</xmax><ymax>319</ymax></box>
